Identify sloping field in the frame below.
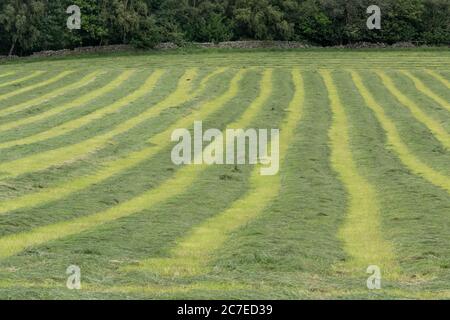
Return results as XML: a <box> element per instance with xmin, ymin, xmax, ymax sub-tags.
<box><xmin>0</xmin><ymin>49</ymin><xmax>449</xmax><ymax>299</ymax></box>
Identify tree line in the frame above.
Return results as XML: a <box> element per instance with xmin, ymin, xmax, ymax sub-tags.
<box><xmin>0</xmin><ymin>0</ymin><xmax>448</xmax><ymax>56</ymax></box>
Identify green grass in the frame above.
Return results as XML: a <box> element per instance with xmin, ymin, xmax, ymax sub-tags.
<box><xmin>0</xmin><ymin>49</ymin><xmax>448</xmax><ymax>299</ymax></box>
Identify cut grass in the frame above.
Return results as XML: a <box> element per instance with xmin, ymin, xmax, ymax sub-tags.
<box><xmin>336</xmin><ymin>69</ymin><xmax>450</xmax><ymax>296</ymax></box>
<box><xmin>0</xmin><ymin>70</ymin><xmax>247</xmax><ymax>259</ymax></box>
<box><xmin>376</xmin><ymin>71</ymin><xmax>450</xmax><ymax>150</ymax></box>
<box><xmin>126</xmin><ymin>69</ymin><xmax>283</xmax><ymax>277</ymax></box>
<box><xmin>0</xmin><ymin>70</ymin><xmax>132</xmax><ymax>135</ymax></box>
<box><xmin>0</xmin><ymin>70</ymin><xmax>165</xmax><ymax>178</ymax></box>
<box><xmin>0</xmin><ymin>71</ymin><xmax>73</xmax><ymax>102</ymax></box>
<box><xmin>0</xmin><ymin>49</ymin><xmax>448</xmax><ymax>299</ymax></box>
<box><xmin>321</xmin><ymin>70</ymin><xmax>398</xmax><ymax>277</ymax></box>
<box><xmin>0</xmin><ymin>68</ymin><xmax>228</xmax><ymax>214</ymax></box>
<box><xmin>0</xmin><ymin>72</ymin><xmax>16</xmax><ymax>79</ymax></box>
<box><xmin>0</xmin><ymin>71</ymin><xmax>44</xmax><ymax>89</ymax></box>
<box><xmin>425</xmin><ymin>70</ymin><xmax>450</xmax><ymax>89</ymax></box>
<box><xmin>400</xmin><ymin>71</ymin><xmax>450</xmax><ymax>113</ymax></box>
<box><xmin>351</xmin><ymin>71</ymin><xmax>450</xmax><ymax>194</ymax></box>
<box><xmin>0</xmin><ymin>70</ymin><xmax>103</xmax><ymax>118</ymax></box>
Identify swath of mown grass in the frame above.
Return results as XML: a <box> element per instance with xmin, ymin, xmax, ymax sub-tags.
<box><xmin>360</xmin><ymin>71</ymin><xmax>450</xmax><ymax>176</ymax></box>
<box><xmin>0</xmin><ymin>69</ymin><xmax>261</xmax><ymax>296</ymax></box>
<box><xmin>0</xmin><ymin>70</ymin><xmax>103</xmax><ymax>118</ymax></box>
<box><xmin>0</xmin><ymin>69</ymin><xmax>159</xmax><ymax>158</ymax></box>
<box><xmin>0</xmin><ymin>69</ymin><xmax>166</xmax><ymax>178</ymax></box>
<box><xmin>0</xmin><ymin>71</ymin><xmax>74</xmax><ymax>103</ymax></box>
<box><xmin>4</xmin><ymin>50</ymin><xmax>448</xmax><ymax>70</ymax></box>
<box><xmin>209</xmin><ymin>70</ymin><xmax>348</xmax><ymax>298</ymax></box>
<box><xmin>321</xmin><ymin>70</ymin><xmax>399</xmax><ymax>278</ymax></box>
<box><xmin>0</xmin><ymin>50</ymin><xmax>448</xmax><ymax>299</ymax></box>
<box><xmin>126</xmin><ymin>69</ymin><xmax>301</xmax><ymax>278</ymax></box>
<box><xmin>351</xmin><ymin>71</ymin><xmax>450</xmax><ymax>194</ymax></box>
<box><xmin>425</xmin><ymin>70</ymin><xmax>450</xmax><ymax>89</ymax></box>
<box><xmin>0</xmin><ymin>70</ymin><xmax>133</xmax><ymax>135</ymax></box>
<box><xmin>0</xmin><ymin>69</ymin><xmax>231</xmax><ymax>237</ymax></box>
<box><xmin>401</xmin><ymin>71</ymin><xmax>450</xmax><ymax>113</ymax></box>
<box><xmin>1</xmin><ymin>277</ymin><xmax>449</xmax><ymax>299</ymax></box>
<box><xmin>336</xmin><ymin>70</ymin><xmax>450</xmax><ymax>297</ymax></box>
<box><xmin>376</xmin><ymin>71</ymin><xmax>450</xmax><ymax>150</ymax></box>
<box><xmin>0</xmin><ymin>68</ymin><xmax>227</xmax><ymax>215</ymax></box>
<box><xmin>0</xmin><ymin>72</ymin><xmax>16</xmax><ymax>79</ymax></box>
<box><xmin>0</xmin><ymin>70</ymin><xmax>155</xmax><ymax>163</ymax></box>
<box><xmin>0</xmin><ymin>71</ymin><xmax>44</xmax><ymax>90</ymax></box>
<box><xmin>0</xmin><ymin>70</ymin><xmax>247</xmax><ymax>259</ymax></box>
<box><xmin>0</xmin><ymin>69</ymin><xmax>230</xmax><ymax>175</ymax></box>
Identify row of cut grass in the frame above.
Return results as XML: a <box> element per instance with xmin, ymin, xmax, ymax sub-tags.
<box><xmin>321</xmin><ymin>70</ymin><xmax>398</xmax><ymax>277</ymax></box>
<box><xmin>0</xmin><ymin>69</ymin><xmax>229</xmax><ymax>214</ymax></box>
<box><xmin>351</xmin><ymin>71</ymin><xmax>450</xmax><ymax>194</ymax></box>
<box><xmin>335</xmin><ymin>70</ymin><xmax>450</xmax><ymax>296</ymax></box>
<box><xmin>0</xmin><ymin>71</ymin><xmax>103</xmax><ymax>118</ymax></box>
<box><xmin>0</xmin><ymin>71</ymin><xmax>44</xmax><ymax>90</ymax></box>
<box><xmin>0</xmin><ymin>70</ymin><xmax>131</xmax><ymax>134</ymax></box>
<box><xmin>125</xmin><ymin>68</ymin><xmax>280</xmax><ymax>277</ymax></box>
<box><xmin>0</xmin><ymin>70</ymin><xmax>247</xmax><ymax>259</ymax></box>
<box><xmin>0</xmin><ymin>71</ymin><xmax>74</xmax><ymax>103</ymax></box>
<box><xmin>0</xmin><ymin>69</ymin><xmax>237</xmax><ymax>237</ymax></box>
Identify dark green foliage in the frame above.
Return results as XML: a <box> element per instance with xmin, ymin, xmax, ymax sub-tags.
<box><xmin>0</xmin><ymin>0</ymin><xmax>448</xmax><ymax>55</ymax></box>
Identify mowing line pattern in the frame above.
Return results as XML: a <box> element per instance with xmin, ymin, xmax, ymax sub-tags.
<box><xmin>129</xmin><ymin>69</ymin><xmax>303</xmax><ymax>277</ymax></box>
<box><xmin>0</xmin><ymin>70</ymin><xmax>247</xmax><ymax>259</ymax></box>
<box><xmin>0</xmin><ymin>68</ymin><xmax>227</xmax><ymax>214</ymax></box>
<box><xmin>0</xmin><ymin>71</ymin><xmax>74</xmax><ymax>102</ymax></box>
<box><xmin>0</xmin><ymin>68</ymin><xmax>228</xmax><ymax>177</ymax></box>
<box><xmin>0</xmin><ymin>69</ymin><xmax>166</xmax><ymax>178</ymax></box>
<box><xmin>351</xmin><ymin>71</ymin><xmax>450</xmax><ymax>194</ymax></box>
<box><xmin>0</xmin><ymin>72</ymin><xmax>16</xmax><ymax>79</ymax></box>
<box><xmin>0</xmin><ymin>70</ymin><xmax>103</xmax><ymax>118</ymax></box>
<box><xmin>0</xmin><ymin>70</ymin><xmax>144</xmax><ymax>148</ymax></box>
<box><xmin>0</xmin><ymin>70</ymin><xmax>134</xmax><ymax>138</ymax></box>
<box><xmin>400</xmin><ymin>71</ymin><xmax>450</xmax><ymax>113</ymax></box>
<box><xmin>0</xmin><ymin>71</ymin><xmax>44</xmax><ymax>90</ymax></box>
<box><xmin>321</xmin><ymin>70</ymin><xmax>398</xmax><ymax>275</ymax></box>
<box><xmin>0</xmin><ymin>50</ymin><xmax>448</xmax><ymax>299</ymax></box>
<box><xmin>376</xmin><ymin>71</ymin><xmax>450</xmax><ymax>150</ymax></box>
<box><xmin>425</xmin><ymin>70</ymin><xmax>450</xmax><ymax>89</ymax></box>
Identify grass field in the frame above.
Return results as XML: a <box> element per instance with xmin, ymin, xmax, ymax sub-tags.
<box><xmin>0</xmin><ymin>49</ymin><xmax>449</xmax><ymax>299</ymax></box>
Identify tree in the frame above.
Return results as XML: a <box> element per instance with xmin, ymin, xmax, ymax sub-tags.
<box><xmin>0</xmin><ymin>0</ymin><xmax>45</xmax><ymax>56</ymax></box>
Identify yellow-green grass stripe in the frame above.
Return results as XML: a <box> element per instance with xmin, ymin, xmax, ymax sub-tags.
<box><xmin>0</xmin><ymin>279</ymin><xmax>248</xmax><ymax>295</ymax></box>
<box><xmin>0</xmin><ymin>70</ymin><xmax>247</xmax><ymax>259</ymax></box>
<box><xmin>129</xmin><ymin>69</ymin><xmax>304</xmax><ymax>277</ymax></box>
<box><xmin>0</xmin><ymin>68</ymin><xmax>226</xmax><ymax>151</ymax></box>
<box><xmin>0</xmin><ymin>70</ymin><xmax>103</xmax><ymax>119</ymax></box>
<box><xmin>0</xmin><ymin>71</ymin><xmax>44</xmax><ymax>89</ymax></box>
<box><xmin>0</xmin><ymin>69</ymin><xmax>145</xmax><ymax>147</ymax></box>
<box><xmin>0</xmin><ymin>69</ymin><xmax>166</xmax><ymax>178</ymax></box>
<box><xmin>0</xmin><ymin>68</ymin><xmax>227</xmax><ymax>215</ymax></box>
<box><xmin>321</xmin><ymin>70</ymin><xmax>398</xmax><ymax>277</ymax></box>
<box><xmin>400</xmin><ymin>71</ymin><xmax>450</xmax><ymax>113</ymax></box>
<box><xmin>0</xmin><ymin>68</ymin><xmax>226</xmax><ymax>177</ymax></box>
<box><xmin>425</xmin><ymin>69</ymin><xmax>450</xmax><ymax>89</ymax></box>
<box><xmin>0</xmin><ymin>71</ymin><xmax>74</xmax><ymax>102</ymax></box>
<box><xmin>0</xmin><ymin>72</ymin><xmax>16</xmax><ymax>79</ymax></box>
<box><xmin>376</xmin><ymin>71</ymin><xmax>450</xmax><ymax>150</ymax></box>
<box><xmin>0</xmin><ymin>279</ymin><xmax>449</xmax><ymax>299</ymax></box>
<box><xmin>0</xmin><ymin>70</ymin><xmax>134</xmax><ymax>142</ymax></box>
<box><xmin>351</xmin><ymin>71</ymin><xmax>450</xmax><ymax>194</ymax></box>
